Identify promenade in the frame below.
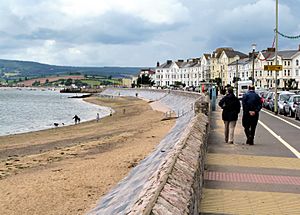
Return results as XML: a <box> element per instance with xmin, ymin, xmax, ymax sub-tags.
<box><xmin>200</xmin><ymin>104</ymin><xmax>300</xmax><ymax>214</ymax></box>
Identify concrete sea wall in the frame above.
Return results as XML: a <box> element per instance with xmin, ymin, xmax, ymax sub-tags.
<box><xmin>88</xmin><ymin>89</ymin><xmax>210</xmax><ymax>215</ymax></box>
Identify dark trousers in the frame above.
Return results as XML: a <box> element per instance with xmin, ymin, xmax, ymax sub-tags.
<box><xmin>242</xmin><ymin>112</ymin><xmax>259</xmax><ymax>143</ymax></box>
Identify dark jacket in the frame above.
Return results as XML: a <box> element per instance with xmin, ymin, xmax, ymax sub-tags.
<box><xmin>242</xmin><ymin>90</ymin><xmax>262</xmax><ymax>113</ymax></box>
<box><xmin>219</xmin><ymin>93</ymin><xmax>241</xmax><ymax>121</ymax></box>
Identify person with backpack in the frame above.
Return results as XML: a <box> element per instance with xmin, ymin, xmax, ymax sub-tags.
<box><xmin>218</xmin><ymin>87</ymin><xmax>241</xmax><ymax>144</ymax></box>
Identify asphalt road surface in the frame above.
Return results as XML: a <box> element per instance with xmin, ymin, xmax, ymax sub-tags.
<box><xmin>258</xmin><ymin>108</ymin><xmax>300</xmax><ymax>158</ymax></box>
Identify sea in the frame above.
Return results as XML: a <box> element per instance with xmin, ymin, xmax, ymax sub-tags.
<box><xmin>0</xmin><ymin>88</ymin><xmax>110</xmax><ymax>136</ymax></box>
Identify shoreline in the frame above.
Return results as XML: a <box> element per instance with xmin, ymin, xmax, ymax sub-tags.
<box><xmin>0</xmin><ymin>96</ymin><xmax>176</xmax><ymax>215</ymax></box>
<box><xmin>0</xmin><ymin>88</ymin><xmax>108</xmax><ymax>137</ymax></box>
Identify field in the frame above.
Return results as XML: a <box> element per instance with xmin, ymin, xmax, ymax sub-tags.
<box><xmin>81</xmin><ymin>79</ymin><xmax>122</xmax><ymax>87</ymax></box>
<box><xmin>19</xmin><ymin>75</ymin><xmax>85</xmax><ymax>86</ymax></box>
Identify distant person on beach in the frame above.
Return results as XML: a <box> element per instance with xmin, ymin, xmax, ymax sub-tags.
<box><xmin>218</xmin><ymin>87</ymin><xmax>240</xmax><ymax>144</ymax></box>
<box><xmin>73</xmin><ymin>115</ymin><xmax>80</xmax><ymax>124</ymax></box>
<box><xmin>96</xmin><ymin>113</ymin><xmax>100</xmax><ymax>122</ymax></box>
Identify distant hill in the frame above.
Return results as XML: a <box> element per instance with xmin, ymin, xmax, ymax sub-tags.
<box><xmin>0</xmin><ymin>59</ymin><xmax>144</xmax><ymax>79</ymax></box>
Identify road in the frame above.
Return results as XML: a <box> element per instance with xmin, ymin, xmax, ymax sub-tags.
<box><xmin>200</xmin><ymin>105</ymin><xmax>300</xmax><ymax>214</ymax></box>
<box><xmin>258</xmin><ymin>109</ymin><xmax>300</xmax><ymax>158</ymax></box>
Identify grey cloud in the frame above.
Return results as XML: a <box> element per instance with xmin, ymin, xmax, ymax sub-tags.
<box><xmin>0</xmin><ymin>0</ymin><xmax>300</xmax><ymax>67</ymax></box>
<box><xmin>12</xmin><ymin>10</ymin><xmax>187</xmax><ymax>45</ymax></box>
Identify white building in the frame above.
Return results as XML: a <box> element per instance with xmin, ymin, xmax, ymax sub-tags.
<box><xmin>154</xmin><ymin>45</ymin><xmax>300</xmax><ymax>90</ymax></box>
<box><xmin>154</xmin><ymin>58</ymin><xmax>203</xmax><ymax>87</ymax></box>
<box><xmin>200</xmin><ymin>54</ymin><xmax>211</xmax><ymax>82</ymax></box>
<box><xmin>228</xmin><ymin>46</ymin><xmax>300</xmax><ymax>89</ymax></box>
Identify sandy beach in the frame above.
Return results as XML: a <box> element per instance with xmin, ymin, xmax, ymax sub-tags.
<box><xmin>0</xmin><ymin>96</ymin><xmax>175</xmax><ymax>215</ymax></box>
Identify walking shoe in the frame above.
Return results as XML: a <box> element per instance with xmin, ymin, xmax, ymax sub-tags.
<box><xmin>228</xmin><ymin>141</ymin><xmax>234</xmax><ymax>144</ymax></box>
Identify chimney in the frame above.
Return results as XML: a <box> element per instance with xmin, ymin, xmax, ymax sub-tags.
<box><xmin>167</xmin><ymin>60</ymin><xmax>172</xmax><ymax>64</ymax></box>
<box><xmin>267</xmin><ymin>47</ymin><xmax>275</xmax><ymax>52</ymax></box>
<box><xmin>298</xmin><ymin>44</ymin><xmax>300</xmax><ymax>51</ymax></box>
<box><xmin>178</xmin><ymin>59</ymin><xmax>184</xmax><ymax>62</ymax></box>
<box><xmin>156</xmin><ymin>61</ymin><xmax>160</xmax><ymax>67</ymax></box>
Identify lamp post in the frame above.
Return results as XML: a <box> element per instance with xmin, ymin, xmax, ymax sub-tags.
<box><xmin>274</xmin><ymin>0</ymin><xmax>279</xmax><ymax>115</ymax></box>
<box><xmin>235</xmin><ymin>59</ymin><xmax>238</xmax><ymax>96</ymax></box>
<box><xmin>251</xmin><ymin>43</ymin><xmax>256</xmax><ymax>86</ymax></box>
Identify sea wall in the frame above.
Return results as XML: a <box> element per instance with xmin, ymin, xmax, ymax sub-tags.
<box><xmin>88</xmin><ymin>89</ymin><xmax>210</xmax><ymax>215</ymax></box>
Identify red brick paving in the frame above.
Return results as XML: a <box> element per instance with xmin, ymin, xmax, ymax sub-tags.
<box><xmin>205</xmin><ymin>171</ymin><xmax>300</xmax><ymax>185</ymax></box>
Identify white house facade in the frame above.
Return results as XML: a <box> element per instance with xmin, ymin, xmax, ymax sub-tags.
<box><xmin>154</xmin><ymin>45</ymin><xmax>300</xmax><ymax>90</ymax></box>
<box><xmin>155</xmin><ymin>59</ymin><xmax>203</xmax><ymax>88</ymax></box>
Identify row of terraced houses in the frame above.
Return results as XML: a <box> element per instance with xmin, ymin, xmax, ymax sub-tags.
<box><xmin>151</xmin><ymin>46</ymin><xmax>300</xmax><ymax>89</ymax></box>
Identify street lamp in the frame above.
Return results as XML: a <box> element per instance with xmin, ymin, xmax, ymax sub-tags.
<box><xmin>251</xmin><ymin>43</ymin><xmax>256</xmax><ymax>86</ymax></box>
<box><xmin>235</xmin><ymin>59</ymin><xmax>238</xmax><ymax>96</ymax></box>
<box><xmin>274</xmin><ymin>0</ymin><xmax>279</xmax><ymax>115</ymax></box>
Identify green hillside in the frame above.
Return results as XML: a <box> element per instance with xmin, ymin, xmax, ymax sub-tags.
<box><xmin>0</xmin><ymin>59</ymin><xmax>142</xmax><ymax>80</ymax></box>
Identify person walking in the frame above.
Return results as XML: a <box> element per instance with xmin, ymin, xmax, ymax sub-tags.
<box><xmin>73</xmin><ymin>115</ymin><xmax>80</xmax><ymax>124</ymax></box>
<box><xmin>242</xmin><ymin>85</ymin><xmax>262</xmax><ymax>145</ymax></box>
<box><xmin>218</xmin><ymin>87</ymin><xmax>241</xmax><ymax>144</ymax></box>
<box><xmin>96</xmin><ymin>113</ymin><xmax>100</xmax><ymax>122</ymax></box>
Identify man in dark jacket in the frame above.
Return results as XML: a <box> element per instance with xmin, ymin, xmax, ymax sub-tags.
<box><xmin>242</xmin><ymin>85</ymin><xmax>262</xmax><ymax>145</ymax></box>
<box><xmin>218</xmin><ymin>87</ymin><xmax>241</xmax><ymax>144</ymax></box>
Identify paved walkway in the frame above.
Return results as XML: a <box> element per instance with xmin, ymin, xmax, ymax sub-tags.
<box><xmin>199</xmin><ymin>105</ymin><xmax>300</xmax><ymax>214</ymax></box>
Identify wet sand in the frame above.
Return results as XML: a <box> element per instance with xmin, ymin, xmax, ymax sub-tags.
<box><xmin>0</xmin><ymin>96</ymin><xmax>175</xmax><ymax>215</ymax></box>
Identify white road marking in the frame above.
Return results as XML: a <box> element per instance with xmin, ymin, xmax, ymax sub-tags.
<box><xmin>262</xmin><ymin>109</ymin><xmax>300</xmax><ymax>130</ymax></box>
<box><xmin>259</xmin><ymin>120</ymin><xmax>300</xmax><ymax>158</ymax></box>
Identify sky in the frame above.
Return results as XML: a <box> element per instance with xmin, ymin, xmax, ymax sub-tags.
<box><xmin>0</xmin><ymin>0</ymin><xmax>299</xmax><ymax>67</ymax></box>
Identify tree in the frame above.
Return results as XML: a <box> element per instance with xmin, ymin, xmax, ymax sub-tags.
<box><xmin>174</xmin><ymin>81</ymin><xmax>183</xmax><ymax>86</ymax></box>
<box><xmin>64</xmin><ymin>78</ymin><xmax>73</xmax><ymax>86</ymax></box>
<box><xmin>136</xmin><ymin>74</ymin><xmax>154</xmax><ymax>87</ymax></box>
<box><xmin>286</xmin><ymin>78</ymin><xmax>296</xmax><ymax>90</ymax></box>
<box><xmin>233</xmin><ymin>77</ymin><xmax>241</xmax><ymax>83</ymax></box>
<box><xmin>32</xmin><ymin>81</ymin><xmax>40</xmax><ymax>86</ymax></box>
<box><xmin>74</xmin><ymin>79</ymin><xmax>88</xmax><ymax>87</ymax></box>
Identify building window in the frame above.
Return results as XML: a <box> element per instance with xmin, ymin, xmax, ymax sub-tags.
<box><xmin>296</xmin><ymin>60</ymin><xmax>299</xmax><ymax>66</ymax></box>
<box><xmin>284</xmin><ymin>61</ymin><xmax>287</xmax><ymax>66</ymax></box>
<box><xmin>296</xmin><ymin>69</ymin><xmax>299</xmax><ymax>76</ymax></box>
<box><xmin>288</xmin><ymin>70</ymin><xmax>290</xmax><ymax>76</ymax></box>
<box><xmin>288</xmin><ymin>61</ymin><xmax>290</xmax><ymax>66</ymax></box>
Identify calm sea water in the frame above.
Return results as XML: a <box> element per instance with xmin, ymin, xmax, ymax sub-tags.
<box><xmin>0</xmin><ymin>88</ymin><xmax>110</xmax><ymax>136</ymax></box>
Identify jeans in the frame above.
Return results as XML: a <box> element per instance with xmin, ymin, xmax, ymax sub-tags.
<box><xmin>224</xmin><ymin>121</ymin><xmax>237</xmax><ymax>143</ymax></box>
